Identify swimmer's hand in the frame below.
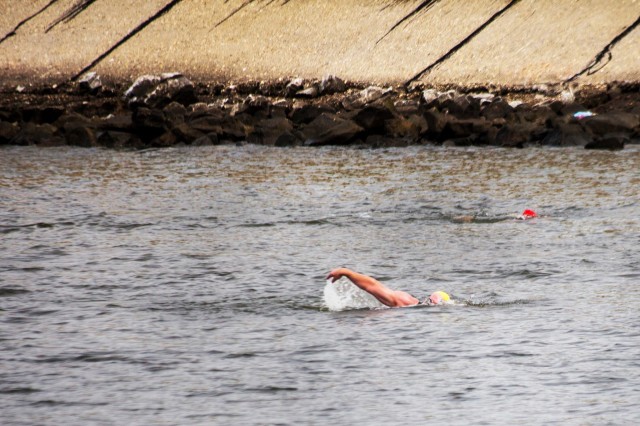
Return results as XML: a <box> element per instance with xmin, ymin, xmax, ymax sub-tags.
<box><xmin>326</xmin><ymin>268</ymin><xmax>348</xmax><ymax>283</ymax></box>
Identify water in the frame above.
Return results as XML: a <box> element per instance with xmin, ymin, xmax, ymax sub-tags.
<box><xmin>1</xmin><ymin>145</ymin><xmax>639</xmax><ymax>425</ymax></box>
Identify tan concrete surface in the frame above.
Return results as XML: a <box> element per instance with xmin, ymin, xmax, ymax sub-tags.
<box><xmin>0</xmin><ymin>0</ymin><xmax>638</xmax><ymax>87</ymax></box>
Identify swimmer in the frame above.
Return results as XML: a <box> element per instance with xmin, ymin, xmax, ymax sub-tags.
<box><xmin>326</xmin><ymin>267</ymin><xmax>450</xmax><ymax>308</ymax></box>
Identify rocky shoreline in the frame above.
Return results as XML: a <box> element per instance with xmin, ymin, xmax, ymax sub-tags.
<box><xmin>1</xmin><ymin>73</ymin><xmax>639</xmax><ymax>150</ymax></box>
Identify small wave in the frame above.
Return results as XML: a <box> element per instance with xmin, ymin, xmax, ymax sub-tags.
<box><xmin>0</xmin><ymin>287</ymin><xmax>30</xmax><ymax>296</ymax></box>
<box><xmin>0</xmin><ymin>387</ymin><xmax>41</xmax><ymax>394</ymax></box>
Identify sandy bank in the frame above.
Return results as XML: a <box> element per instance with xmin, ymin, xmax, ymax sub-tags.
<box><xmin>0</xmin><ymin>0</ymin><xmax>639</xmax><ymax>88</ymax></box>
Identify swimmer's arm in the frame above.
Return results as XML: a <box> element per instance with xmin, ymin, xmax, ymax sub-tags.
<box><xmin>326</xmin><ymin>268</ymin><xmax>416</xmax><ymax>307</ymax></box>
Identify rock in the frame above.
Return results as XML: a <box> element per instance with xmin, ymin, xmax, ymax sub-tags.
<box><xmin>132</xmin><ymin>107</ymin><xmax>166</xmax><ymax>140</ymax></box>
<box><xmin>296</xmin><ymin>86</ymin><xmax>319</xmax><ymax>98</ymax></box>
<box><xmin>585</xmin><ymin>135</ymin><xmax>627</xmax><ymax>150</ymax></box>
<box><xmin>360</xmin><ymin>86</ymin><xmax>392</xmax><ymax>104</ymax></box>
<box><xmin>470</xmin><ymin>93</ymin><xmax>495</xmax><ymax>105</ymax></box>
<box><xmin>146</xmin><ymin>74</ymin><xmax>197</xmax><ymax>108</ymax></box>
<box><xmin>274</xmin><ymin>131</ymin><xmax>302</xmax><ymax>147</ymax></box>
<box><xmin>582</xmin><ymin>113</ymin><xmax>639</xmax><ymax>136</ymax></box>
<box><xmin>440</xmin><ymin>95</ymin><xmax>479</xmax><ymax>118</ymax></box>
<box><xmin>124</xmin><ymin>75</ymin><xmax>161</xmax><ymax>99</ymax></box>
<box><xmin>423</xmin><ymin>109</ymin><xmax>448</xmax><ymax>136</ymax></box>
<box><xmin>65</xmin><ymin>124</ymin><xmax>97</xmax><ymax>147</ymax></box>
<box><xmin>481</xmin><ymin>99</ymin><xmax>513</xmax><ymax>121</ymax></box>
<box><xmin>284</xmin><ymin>78</ymin><xmax>305</xmax><ymax>97</ymax></box>
<box><xmin>319</xmin><ymin>75</ymin><xmax>346</xmax><ymax>95</ymax></box>
<box><xmin>124</xmin><ymin>73</ymin><xmax>197</xmax><ymax>108</ymax></box>
<box><xmin>247</xmin><ymin>117</ymin><xmax>295</xmax><ymax>146</ymax></box>
<box><xmin>342</xmin><ymin>86</ymin><xmax>393</xmax><ymax>109</ymax></box>
<box><xmin>237</xmin><ymin>94</ymin><xmax>271</xmax><ymax>118</ymax></box>
<box><xmin>493</xmin><ymin>123</ymin><xmax>538</xmax><ymax>148</ymax></box>
<box><xmin>151</xmin><ymin>130</ymin><xmax>179</xmax><ymax>147</ymax></box>
<box><xmin>0</xmin><ymin>121</ymin><xmax>19</xmax><ymax>144</ymax></box>
<box><xmin>289</xmin><ymin>103</ymin><xmax>336</xmax><ymax>125</ymax></box>
<box><xmin>302</xmin><ymin>113</ymin><xmax>363</xmax><ymax>146</ymax></box>
<box><xmin>163</xmin><ymin>102</ymin><xmax>187</xmax><ymax>125</ymax></box>
<box><xmin>221</xmin><ymin>117</ymin><xmax>248</xmax><ymax>141</ymax></box>
<box><xmin>10</xmin><ymin>122</ymin><xmax>63</xmax><ymax>146</ymax></box>
<box><xmin>393</xmin><ymin>99</ymin><xmax>420</xmax><ymax>116</ymax></box>
<box><xmin>77</xmin><ymin>72</ymin><xmax>102</xmax><ymax>94</ymax></box>
<box><xmin>22</xmin><ymin>105</ymin><xmax>65</xmax><ymax>124</ymax></box>
<box><xmin>442</xmin><ymin>117</ymin><xmax>491</xmax><ymax>141</ymax></box>
<box><xmin>541</xmin><ymin>123</ymin><xmax>592</xmax><ymax>147</ymax></box>
<box><xmin>349</xmin><ymin>105</ymin><xmax>394</xmax><ymax>133</ymax></box>
<box><xmin>191</xmin><ymin>133</ymin><xmax>219</xmax><ymax>146</ymax></box>
<box><xmin>171</xmin><ymin>122</ymin><xmax>205</xmax><ymax>143</ymax></box>
<box><xmin>365</xmin><ymin>134</ymin><xmax>411</xmax><ymax>148</ymax></box>
<box><xmin>97</xmin><ymin>113</ymin><xmax>133</xmax><ymax>132</ymax></box>
<box><xmin>421</xmin><ymin>89</ymin><xmax>439</xmax><ymax>108</ymax></box>
<box><xmin>385</xmin><ymin>115</ymin><xmax>427</xmax><ymax>140</ymax></box>
<box><xmin>97</xmin><ymin>131</ymin><xmax>144</xmax><ymax>149</ymax></box>
<box><xmin>189</xmin><ymin>113</ymin><xmax>224</xmax><ymax>134</ymax></box>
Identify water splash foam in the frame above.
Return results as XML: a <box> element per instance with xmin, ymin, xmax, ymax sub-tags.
<box><xmin>323</xmin><ymin>279</ymin><xmax>384</xmax><ymax>311</ymax></box>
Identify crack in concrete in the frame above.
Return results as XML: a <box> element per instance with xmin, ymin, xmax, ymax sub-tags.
<box><xmin>404</xmin><ymin>0</ymin><xmax>520</xmax><ymax>87</ymax></box>
<box><xmin>69</xmin><ymin>0</ymin><xmax>184</xmax><ymax>82</ymax></box>
<box><xmin>0</xmin><ymin>0</ymin><xmax>60</xmax><ymax>44</ymax></box>
<box><xmin>564</xmin><ymin>14</ymin><xmax>640</xmax><ymax>84</ymax></box>
<box><xmin>376</xmin><ymin>0</ymin><xmax>440</xmax><ymax>45</ymax></box>
<box><xmin>214</xmin><ymin>0</ymin><xmax>256</xmax><ymax>29</ymax></box>
<box><xmin>45</xmin><ymin>0</ymin><xmax>97</xmax><ymax>33</ymax></box>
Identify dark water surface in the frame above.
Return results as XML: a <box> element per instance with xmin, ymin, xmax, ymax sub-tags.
<box><xmin>1</xmin><ymin>145</ymin><xmax>639</xmax><ymax>425</ymax></box>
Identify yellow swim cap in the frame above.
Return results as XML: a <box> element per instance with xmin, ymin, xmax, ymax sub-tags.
<box><xmin>428</xmin><ymin>291</ymin><xmax>451</xmax><ymax>305</ymax></box>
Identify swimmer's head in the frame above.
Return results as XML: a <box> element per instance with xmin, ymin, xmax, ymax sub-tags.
<box><xmin>517</xmin><ymin>209</ymin><xmax>538</xmax><ymax>220</ymax></box>
<box><xmin>425</xmin><ymin>291</ymin><xmax>450</xmax><ymax>305</ymax></box>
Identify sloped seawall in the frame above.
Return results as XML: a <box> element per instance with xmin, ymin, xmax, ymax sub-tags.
<box><xmin>1</xmin><ymin>0</ymin><xmax>639</xmax><ymax>87</ymax></box>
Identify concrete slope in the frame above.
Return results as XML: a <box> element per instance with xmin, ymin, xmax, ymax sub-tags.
<box><xmin>0</xmin><ymin>0</ymin><xmax>638</xmax><ymax>87</ymax></box>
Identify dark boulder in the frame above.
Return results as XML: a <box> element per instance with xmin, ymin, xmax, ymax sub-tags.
<box><xmin>442</xmin><ymin>117</ymin><xmax>491</xmax><ymax>141</ymax></box>
<box><xmin>302</xmin><ymin>113</ymin><xmax>363</xmax><ymax>146</ymax></box>
<box><xmin>22</xmin><ymin>105</ymin><xmax>65</xmax><ymax>124</ymax></box>
<box><xmin>480</xmin><ymin>99</ymin><xmax>513</xmax><ymax>121</ymax></box>
<box><xmin>289</xmin><ymin>103</ymin><xmax>336</xmax><ymax>125</ymax></box>
<box><xmin>163</xmin><ymin>102</ymin><xmax>187</xmax><ymax>126</ymax></box>
<box><xmin>366</xmin><ymin>134</ymin><xmax>411</xmax><ymax>148</ymax></box>
<box><xmin>274</xmin><ymin>131</ymin><xmax>303</xmax><ymax>147</ymax></box>
<box><xmin>585</xmin><ymin>135</ymin><xmax>627</xmax><ymax>150</ymax></box>
<box><xmin>422</xmin><ymin>109</ymin><xmax>448</xmax><ymax>137</ymax></box>
<box><xmin>0</xmin><ymin>121</ymin><xmax>19</xmax><ymax>144</ymax></box>
<box><xmin>171</xmin><ymin>122</ymin><xmax>205</xmax><ymax>144</ymax></box>
<box><xmin>493</xmin><ymin>123</ymin><xmax>539</xmax><ymax>148</ymax></box>
<box><xmin>385</xmin><ymin>115</ymin><xmax>427</xmax><ymax>141</ymax></box>
<box><xmin>348</xmin><ymin>105</ymin><xmax>394</xmax><ymax>134</ymax></box>
<box><xmin>191</xmin><ymin>133</ymin><xmax>219</xmax><ymax>146</ymax></box>
<box><xmin>247</xmin><ymin>117</ymin><xmax>296</xmax><ymax>146</ymax></box>
<box><xmin>132</xmin><ymin>107</ymin><xmax>166</xmax><ymax>140</ymax></box>
<box><xmin>11</xmin><ymin>122</ymin><xmax>63</xmax><ymax>146</ymax></box>
<box><xmin>582</xmin><ymin>113</ymin><xmax>639</xmax><ymax>137</ymax></box>
<box><xmin>541</xmin><ymin>123</ymin><xmax>592</xmax><ymax>147</ymax></box>
<box><xmin>97</xmin><ymin>131</ymin><xmax>144</xmax><ymax>149</ymax></box>
<box><xmin>97</xmin><ymin>113</ymin><xmax>133</xmax><ymax>132</ymax></box>
<box><xmin>65</xmin><ymin>124</ymin><xmax>97</xmax><ymax>147</ymax></box>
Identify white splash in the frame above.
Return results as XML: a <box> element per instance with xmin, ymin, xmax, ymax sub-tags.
<box><xmin>323</xmin><ymin>279</ymin><xmax>384</xmax><ymax>311</ymax></box>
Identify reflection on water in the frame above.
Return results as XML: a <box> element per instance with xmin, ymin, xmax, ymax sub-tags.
<box><xmin>1</xmin><ymin>145</ymin><xmax>639</xmax><ymax>425</ymax></box>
